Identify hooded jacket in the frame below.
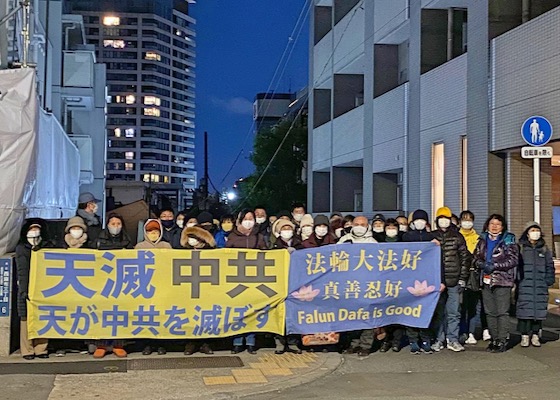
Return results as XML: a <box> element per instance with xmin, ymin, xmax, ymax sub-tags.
<box><xmin>338</xmin><ymin>226</ymin><xmax>377</xmax><ymax>244</ymax></box>
<box><xmin>15</xmin><ymin>218</ymin><xmax>55</xmax><ymax>318</ymax></box>
<box><xmin>135</xmin><ymin>219</ymin><xmax>172</xmax><ymax>249</ymax></box>
<box><xmin>473</xmin><ymin>231</ymin><xmax>519</xmax><ymax>288</ymax></box>
<box><xmin>180</xmin><ymin>226</ymin><xmax>216</xmax><ymax>249</ymax></box>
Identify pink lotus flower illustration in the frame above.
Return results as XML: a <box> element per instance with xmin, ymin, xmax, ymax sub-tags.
<box><xmin>407</xmin><ymin>280</ymin><xmax>436</xmax><ymax>297</ymax></box>
<box><xmin>291</xmin><ymin>285</ymin><xmax>320</xmax><ymax>301</ymax></box>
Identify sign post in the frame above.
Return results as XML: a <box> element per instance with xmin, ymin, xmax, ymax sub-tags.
<box><xmin>521</xmin><ymin>116</ymin><xmax>554</xmax><ymax>224</ymax></box>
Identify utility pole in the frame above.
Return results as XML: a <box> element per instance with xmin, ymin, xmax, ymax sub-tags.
<box><xmin>203</xmin><ymin>131</ymin><xmax>209</xmax><ymax>210</ymax></box>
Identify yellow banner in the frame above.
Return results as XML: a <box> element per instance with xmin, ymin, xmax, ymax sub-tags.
<box><xmin>28</xmin><ymin>248</ymin><xmax>289</xmax><ymax>339</ymax></box>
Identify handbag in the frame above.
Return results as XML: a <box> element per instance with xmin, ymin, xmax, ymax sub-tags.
<box><xmin>466</xmin><ymin>268</ymin><xmax>480</xmax><ymax>291</ymax></box>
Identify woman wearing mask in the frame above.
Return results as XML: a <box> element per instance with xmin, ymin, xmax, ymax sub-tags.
<box><xmin>334</xmin><ymin>214</ymin><xmax>355</xmax><ymax>239</ymax></box>
<box><xmin>93</xmin><ymin>214</ymin><xmax>133</xmax><ymax>358</ymax></box>
<box><xmin>303</xmin><ymin>215</ymin><xmax>336</xmax><ymax>248</ymax></box>
<box><xmin>516</xmin><ymin>222</ymin><xmax>554</xmax><ymax>348</ymax></box>
<box><xmin>227</xmin><ymin>209</ymin><xmax>267</xmax><ymax>354</ymax></box>
<box><xmin>298</xmin><ymin>214</ymin><xmax>314</xmax><ymax>241</ymax></box>
<box><xmin>63</xmin><ymin>216</ymin><xmax>91</xmax><ymax>249</ymax></box>
<box><xmin>175</xmin><ymin>212</ymin><xmax>186</xmax><ymax>230</ymax></box>
<box><xmin>214</xmin><ymin>214</ymin><xmax>235</xmax><ymax>249</ymax></box>
<box><xmin>185</xmin><ymin>217</ymin><xmax>198</xmax><ymax>229</ymax></box>
<box><xmin>16</xmin><ymin>219</ymin><xmax>55</xmax><ymax>360</ymax></box>
<box><xmin>272</xmin><ymin>220</ymin><xmax>303</xmax><ymax>252</ymax></box>
<box><xmin>473</xmin><ymin>214</ymin><xmax>518</xmax><ymax>353</ymax></box>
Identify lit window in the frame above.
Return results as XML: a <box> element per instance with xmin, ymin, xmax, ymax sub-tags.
<box><xmin>103</xmin><ymin>39</ymin><xmax>125</xmax><ymax>49</ymax></box>
<box><xmin>144</xmin><ymin>108</ymin><xmax>161</xmax><ymax>117</ymax></box>
<box><xmin>125</xmin><ymin>163</ymin><xmax>134</xmax><ymax>171</ymax></box>
<box><xmin>143</xmin><ymin>174</ymin><xmax>150</xmax><ymax>182</ymax></box>
<box><xmin>125</xmin><ymin>128</ymin><xmax>135</xmax><ymax>138</ymax></box>
<box><xmin>144</xmin><ymin>96</ymin><xmax>161</xmax><ymax>106</ymax></box>
<box><xmin>125</xmin><ymin>95</ymin><xmax>135</xmax><ymax>104</ymax></box>
<box><xmin>145</xmin><ymin>52</ymin><xmax>161</xmax><ymax>61</ymax></box>
<box><xmin>152</xmin><ymin>175</ymin><xmax>160</xmax><ymax>183</ymax></box>
<box><xmin>114</xmin><ymin>128</ymin><xmax>122</xmax><ymax>137</ymax></box>
<box><xmin>114</xmin><ymin>95</ymin><xmax>124</xmax><ymax>103</ymax></box>
<box><xmin>114</xmin><ymin>163</ymin><xmax>121</xmax><ymax>170</ymax></box>
<box><xmin>125</xmin><ymin>151</ymin><xmax>134</xmax><ymax>160</ymax></box>
<box><xmin>103</xmin><ymin>16</ymin><xmax>120</xmax><ymax>26</ymax></box>
<box><xmin>163</xmin><ymin>176</ymin><xmax>169</xmax><ymax>183</ymax></box>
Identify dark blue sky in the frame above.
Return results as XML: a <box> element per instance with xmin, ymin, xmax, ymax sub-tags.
<box><xmin>191</xmin><ymin>1</ymin><xmax>309</xmax><ymax>191</ymax></box>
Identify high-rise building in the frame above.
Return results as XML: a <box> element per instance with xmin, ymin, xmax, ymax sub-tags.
<box><xmin>66</xmin><ymin>0</ymin><xmax>196</xmax><ymax>210</ymax></box>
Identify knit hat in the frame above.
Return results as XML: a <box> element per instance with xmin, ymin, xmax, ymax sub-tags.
<box><xmin>314</xmin><ymin>214</ymin><xmax>330</xmax><ymax>227</ymax></box>
<box><xmin>145</xmin><ymin>220</ymin><xmax>161</xmax><ymax>232</ymax></box>
<box><xmin>524</xmin><ymin>221</ymin><xmax>540</xmax><ymax>232</ymax></box>
<box><xmin>65</xmin><ymin>216</ymin><xmax>87</xmax><ymax>233</ymax></box>
<box><xmin>197</xmin><ymin>211</ymin><xmax>214</xmax><ymax>225</ymax></box>
<box><xmin>436</xmin><ymin>206</ymin><xmax>452</xmax><ymax>218</ymax></box>
<box><xmin>300</xmin><ymin>214</ymin><xmax>314</xmax><ymax>227</ymax></box>
<box><xmin>372</xmin><ymin>213</ymin><xmax>385</xmax><ymax>223</ymax></box>
<box><xmin>276</xmin><ymin>210</ymin><xmax>291</xmax><ymax>219</ymax></box>
<box><xmin>274</xmin><ymin>219</ymin><xmax>295</xmax><ymax>235</ymax></box>
<box><xmin>412</xmin><ymin>209</ymin><xmax>429</xmax><ymax>222</ymax></box>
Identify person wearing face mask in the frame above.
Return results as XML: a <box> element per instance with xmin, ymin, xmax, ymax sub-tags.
<box><xmin>16</xmin><ymin>219</ymin><xmax>55</xmax><ymax>360</ymax></box>
<box><xmin>335</xmin><ymin>214</ymin><xmax>355</xmax><ymax>239</ymax></box>
<box><xmin>303</xmin><ymin>215</ymin><xmax>336</xmax><ymax>248</ymax></box>
<box><xmin>157</xmin><ymin>208</ymin><xmax>181</xmax><ymax>248</ymax></box>
<box><xmin>227</xmin><ymin>209</ymin><xmax>267</xmax><ymax>354</ymax></box>
<box><xmin>63</xmin><ymin>216</ymin><xmax>91</xmax><ymax>249</ymax></box>
<box><xmin>473</xmin><ymin>214</ymin><xmax>518</xmax><ymax>353</ymax></box>
<box><xmin>76</xmin><ymin>192</ymin><xmax>102</xmax><ymax>244</ymax></box>
<box><xmin>254</xmin><ymin>206</ymin><xmax>272</xmax><ymax>247</ymax></box>
<box><xmin>175</xmin><ymin>212</ymin><xmax>186</xmax><ymax>230</ymax></box>
<box><xmin>516</xmin><ymin>222</ymin><xmax>554</xmax><ymax>348</ymax></box>
<box><xmin>291</xmin><ymin>203</ymin><xmax>306</xmax><ymax>229</ymax></box>
<box><xmin>135</xmin><ymin>219</ymin><xmax>172</xmax><ymax>250</ymax></box>
<box><xmin>329</xmin><ymin>213</ymin><xmax>344</xmax><ymax>241</ymax></box>
<box><xmin>272</xmin><ymin>220</ymin><xmax>303</xmax><ymax>252</ymax></box>
<box><xmin>458</xmin><ymin>210</ymin><xmax>488</xmax><ymax>345</ymax></box>
<box><xmin>371</xmin><ymin>214</ymin><xmax>386</xmax><ymax>242</ymax></box>
<box><xmin>430</xmin><ymin>207</ymin><xmax>471</xmax><ymax>353</ymax></box>
<box><xmin>402</xmin><ymin>209</ymin><xmax>441</xmax><ymax>355</ymax></box>
<box><xmin>396</xmin><ymin>215</ymin><xmax>409</xmax><ymax>235</ymax></box>
<box><xmin>197</xmin><ymin>211</ymin><xmax>216</xmax><ymax>234</ymax></box>
<box><xmin>299</xmin><ymin>214</ymin><xmax>314</xmax><ymax>242</ymax></box>
<box><xmin>185</xmin><ymin>217</ymin><xmax>198</xmax><ymax>229</ymax></box>
<box><xmin>270</xmin><ymin>210</ymin><xmax>294</xmax><ymax>247</ymax></box>
<box><xmin>337</xmin><ymin>216</ymin><xmax>376</xmax><ymax>244</ymax></box>
<box><xmin>214</xmin><ymin>214</ymin><xmax>235</xmax><ymax>248</ymax></box>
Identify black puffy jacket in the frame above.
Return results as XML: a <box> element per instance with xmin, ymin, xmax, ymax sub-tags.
<box><xmin>432</xmin><ymin>227</ymin><xmax>471</xmax><ymax>287</ymax></box>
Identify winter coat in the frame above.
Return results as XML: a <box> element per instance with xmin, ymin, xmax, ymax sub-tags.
<box><xmin>473</xmin><ymin>231</ymin><xmax>519</xmax><ymax>288</ymax></box>
<box><xmin>302</xmin><ymin>233</ymin><xmax>336</xmax><ymax>248</ymax></box>
<box><xmin>180</xmin><ymin>226</ymin><xmax>217</xmax><ymax>249</ymax></box>
<box><xmin>96</xmin><ymin>229</ymin><xmax>134</xmax><ymax>250</ymax></box>
<box><xmin>15</xmin><ymin>218</ymin><xmax>55</xmax><ymax>318</ymax></box>
<box><xmin>76</xmin><ymin>209</ymin><xmax>102</xmax><ymax>244</ymax></box>
<box><xmin>516</xmin><ymin>238</ymin><xmax>555</xmax><ymax>320</ymax></box>
<box><xmin>214</xmin><ymin>229</ymin><xmax>230</xmax><ymax>249</ymax></box>
<box><xmin>272</xmin><ymin>236</ymin><xmax>304</xmax><ymax>250</ymax></box>
<box><xmin>459</xmin><ymin>228</ymin><xmax>479</xmax><ymax>254</ymax></box>
<box><xmin>338</xmin><ymin>227</ymin><xmax>377</xmax><ymax>244</ymax></box>
<box><xmin>226</xmin><ymin>228</ymin><xmax>267</xmax><ymax>249</ymax></box>
<box><xmin>161</xmin><ymin>224</ymin><xmax>182</xmax><ymax>248</ymax></box>
<box><xmin>135</xmin><ymin>219</ymin><xmax>172</xmax><ymax>249</ymax></box>
<box><xmin>432</xmin><ymin>227</ymin><xmax>471</xmax><ymax>287</ymax></box>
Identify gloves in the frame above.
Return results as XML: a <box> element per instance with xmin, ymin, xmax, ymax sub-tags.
<box><xmin>458</xmin><ymin>280</ymin><xmax>466</xmax><ymax>288</ymax></box>
<box><xmin>483</xmin><ymin>262</ymin><xmax>495</xmax><ymax>274</ymax></box>
<box><xmin>287</xmin><ymin>247</ymin><xmax>296</xmax><ymax>254</ymax></box>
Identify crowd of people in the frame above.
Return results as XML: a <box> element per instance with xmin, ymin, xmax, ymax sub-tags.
<box><xmin>15</xmin><ymin>192</ymin><xmax>556</xmax><ymax>360</ymax></box>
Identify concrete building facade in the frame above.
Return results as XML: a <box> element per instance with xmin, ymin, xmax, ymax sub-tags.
<box><xmin>308</xmin><ymin>0</ymin><xmax>560</xmax><ymax>238</ymax></box>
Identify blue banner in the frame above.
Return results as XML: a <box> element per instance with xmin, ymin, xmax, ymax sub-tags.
<box><xmin>286</xmin><ymin>243</ymin><xmax>441</xmax><ymax>334</ymax></box>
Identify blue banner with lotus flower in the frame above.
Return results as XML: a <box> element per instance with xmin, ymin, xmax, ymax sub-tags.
<box><xmin>286</xmin><ymin>242</ymin><xmax>441</xmax><ymax>334</ymax></box>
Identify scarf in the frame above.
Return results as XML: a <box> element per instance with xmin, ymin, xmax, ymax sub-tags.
<box><xmin>65</xmin><ymin>233</ymin><xmax>88</xmax><ymax>248</ymax></box>
<box><xmin>77</xmin><ymin>209</ymin><xmax>100</xmax><ymax>226</ymax></box>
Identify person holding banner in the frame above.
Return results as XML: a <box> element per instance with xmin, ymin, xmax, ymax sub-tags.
<box><xmin>302</xmin><ymin>214</ymin><xmax>336</xmax><ymax>248</ymax></box>
<box><xmin>63</xmin><ymin>216</ymin><xmax>92</xmax><ymax>249</ymax></box>
<box><xmin>272</xmin><ymin>220</ymin><xmax>303</xmax><ymax>252</ymax></box>
<box><xmin>16</xmin><ymin>218</ymin><xmax>55</xmax><ymax>360</ymax></box>
<box><xmin>228</xmin><ymin>209</ymin><xmax>267</xmax><ymax>354</ymax></box>
<box><xmin>473</xmin><ymin>214</ymin><xmax>519</xmax><ymax>353</ymax></box>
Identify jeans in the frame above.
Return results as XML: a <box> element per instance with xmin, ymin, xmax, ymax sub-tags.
<box><xmin>481</xmin><ymin>285</ymin><xmax>511</xmax><ymax>341</ymax></box>
<box><xmin>233</xmin><ymin>333</ymin><xmax>256</xmax><ymax>347</ymax></box>
<box><xmin>437</xmin><ymin>285</ymin><xmax>462</xmax><ymax>343</ymax></box>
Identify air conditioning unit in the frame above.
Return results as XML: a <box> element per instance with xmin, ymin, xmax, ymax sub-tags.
<box><xmin>69</xmin><ymin>135</ymin><xmax>94</xmax><ymax>185</ymax></box>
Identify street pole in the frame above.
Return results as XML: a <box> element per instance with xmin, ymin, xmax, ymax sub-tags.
<box><xmin>203</xmin><ymin>131</ymin><xmax>209</xmax><ymax>210</ymax></box>
<box><xmin>534</xmin><ymin>157</ymin><xmax>540</xmax><ymax>223</ymax></box>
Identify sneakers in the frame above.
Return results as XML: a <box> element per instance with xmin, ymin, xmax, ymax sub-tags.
<box><xmin>431</xmin><ymin>341</ymin><xmax>444</xmax><ymax>352</ymax></box>
<box><xmin>157</xmin><ymin>347</ymin><xmax>167</xmax><ymax>355</ymax></box>
<box><xmin>421</xmin><ymin>341</ymin><xmax>433</xmax><ymax>354</ymax></box>
<box><xmin>482</xmin><ymin>329</ymin><xmax>491</xmax><ymax>341</ymax></box>
<box><xmin>486</xmin><ymin>340</ymin><xmax>496</xmax><ymax>352</ymax></box>
<box><xmin>142</xmin><ymin>346</ymin><xmax>153</xmax><ymax>355</ymax></box>
<box><xmin>410</xmin><ymin>342</ymin><xmax>421</xmax><ymax>355</ymax></box>
<box><xmin>531</xmin><ymin>334</ymin><xmax>541</xmax><ymax>347</ymax></box>
<box><xmin>491</xmin><ymin>340</ymin><xmax>507</xmax><ymax>353</ymax></box>
<box><xmin>447</xmin><ymin>341</ymin><xmax>465</xmax><ymax>352</ymax></box>
<box><xmin>184</xmin><ymin>343</ymin><xmax>196</xmax><ymax>355</ymax></box>
<box><xmin>465</xmin><ymin>333</ymin><xmax>477</xmax><ymax>345</ymax></box>
<box><xmin>200</xmin><ymin>343</ymin><xmax>213</xmax><ymax>354</ymax></box>
<box><xmin>521</xmin><ymin>335</ymin><xmax>530</xmax><ymax>347</ymax></box>
<box><xmin>379</xmin><ymin>342</ymin><xmax>392</xmax><ymax>353</ymax></box>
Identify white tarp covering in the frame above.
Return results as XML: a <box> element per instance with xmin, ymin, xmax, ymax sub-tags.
<box><xmin>0</xmin><ymin>68</ymin><xmax>37</xmax><ymax>255</ymax></box>
<box><xmin>24</xmin><ymin>109</ymin><xmax>80</xmax><ymax>219</ymax></box>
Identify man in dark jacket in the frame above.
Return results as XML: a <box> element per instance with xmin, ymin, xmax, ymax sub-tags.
<box><xmin>76</xmin><ymin>192</ymin><xmax>102</xmax><ymax>244</ymax></box>
<box><xmin>159</xmin><ymin>208</ymin><xmax>182</xmax><ymax>248</ymax></box>
<box><xmin>431</xmin><ymin>207</ymin><xmax>471</xmax><ymax>352</ymax></box>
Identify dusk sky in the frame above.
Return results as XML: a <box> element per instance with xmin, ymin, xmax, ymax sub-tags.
<box><xmin>191</xmin><ymin>1</ymin><xmax>310</xmax><ymax>192</ymax></box>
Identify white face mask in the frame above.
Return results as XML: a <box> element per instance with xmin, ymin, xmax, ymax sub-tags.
<box><xmin>386</xmin><ymin>229</ymin><xmax>398</xmax><ymax>238</ymax></box>
<box><xmin>373</xmin><ymin>226</ymin><xmax>384</xmax><ymax>233</ymax></box>
<box><xmin>461</xmin><ymin>221</ymin><xmax>473</xmax><ymax>230</ymax></box>
<box><xmin>91</xmin><ymin>203</ymin><xmax>99</xmax><ymax>214</ymax></box>
<box><xmin>256</xmin><ymin>217</ymin><xmax>266</xmax><ymax>224</ymax></box>
<box><xmin>176</xmin><ymin>220</ymin><xmax>184</xmax><ymax>229</ymax></box>
<box><xmin>280</xmin><ymin>230</ymin><xmax>294</xmax><ymax>240</ymax></box>
<box><xmin>399</xmin><ymin>224</ymin><xmax>408</xmax><ymax>232</ymax></box>
<box><xmin>413</xmin><ymin>220</ymin><xmax>427</xmax><ymax>231</ymax></box>
<box><xmin>315</xmin><ymin>227</ymin><xmax>328</xmax><ymax>237</ymax></box>
<box><xmin>352</xmin><ymin>226</ymin><xmax>367</xmax><ymax>237</ymax></box>
<box><xmin>186</xmin><ymin>222</ymin><xmax>197</xmax><ymax>228</ymax></box>
<box><xmin>528</xmin><ymin>231</ymin><xmax>541</xmax><ymax>241</ymax></box>
<box><xmin>242</xmin><ymin>220</ymin><xmax>255</xmax><ymax>230</ymax></box>
<box><xmin>187</xmin><ymin>237</ymin><xmax>199</xmax><ymax>247</ymax></box>
<box><xmin>108</xmin><ymin>226</ymin><xmax>121</xmax><ymax>236</ymax></box>
<box><xmin>301</xmin><ymin>226</ymin><xmax>313</xmax><ymax>237</ymax></box>
<box><xmin>335</xmin><ymin>227</ymin><xmax>343</xmax><ymax>238</ymax></box>
<box><xmin>27</xmin><ymin>230</ymin><xmax>41</xmax><ymax>238</ymax></box>
<box><xmin>438</xmin><ymin>218</ymin><xmax>451</xmax><ymax>229</ymax></box>
<box><xmin>70</xmin><ymin>228</ymin><xmax>84</xmax><ymax>239</ymax></box>
<box><xmin>293</xmin><ymin>213</ymin><xmax>304</xmax><ymax>222</ymax></box>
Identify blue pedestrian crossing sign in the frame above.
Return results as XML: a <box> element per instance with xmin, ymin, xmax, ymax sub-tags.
<box><xmin>521</xmin><ymin>116</ymin><xmax>553</xmax><ymax>146</ymax></box>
